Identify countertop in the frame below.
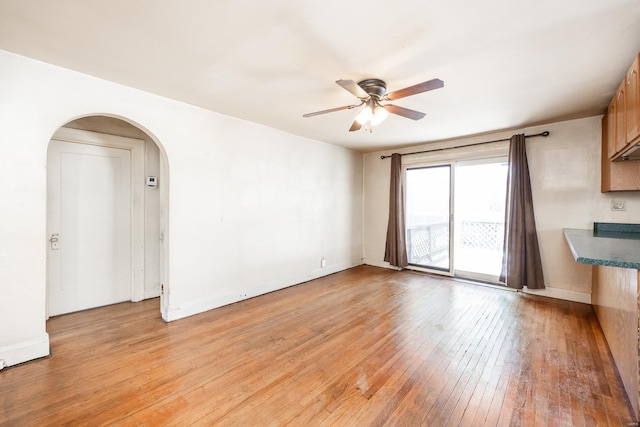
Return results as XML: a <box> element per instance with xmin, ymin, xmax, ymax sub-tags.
<box><xmin>563</xmin><ymin>223</ymin><xmax>640</xmax><ymax>269</ymax></box>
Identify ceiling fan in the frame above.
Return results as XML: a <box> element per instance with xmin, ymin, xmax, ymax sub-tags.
<box><xmin>303</xmin><ymin>78</ymin><xmax>444</xmax><ymax>132</ymax></box>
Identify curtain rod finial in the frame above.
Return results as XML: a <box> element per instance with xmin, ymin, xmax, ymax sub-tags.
<box><xmin>541</xmin><ymin>131</ymin><xmax>550</xmax><ymax>137</ymax></box>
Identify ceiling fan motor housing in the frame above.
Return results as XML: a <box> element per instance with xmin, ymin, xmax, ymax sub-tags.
<box><xmin>357</xmin><ymin>79</ymin><xmax>387</xmax><ymax>99</ymax></box>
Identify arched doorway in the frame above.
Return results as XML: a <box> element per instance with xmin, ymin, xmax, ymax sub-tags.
<box><xmin>46</xmin><ymin>115</ymin><xmax>169</xmax><ymax>318</ymax></box>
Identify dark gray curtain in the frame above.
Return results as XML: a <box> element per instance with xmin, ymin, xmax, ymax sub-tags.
<box><xmin>384</xmin><ymin>153</ymin><xmax>408</xmax><ymax>268</ymax></box>
<box><xmin>500</xmin><ymin>134</ymin><xmax>545</xmax><ymax>289</ymax></box>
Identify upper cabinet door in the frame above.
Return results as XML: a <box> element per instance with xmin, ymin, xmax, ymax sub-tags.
<box><xmin>615</xmin><ymin>81</ymin><xmax>627</xmax><ymax>154</ymax></box>
<box><xmin>625</xmin><ymin>54</ymin><xmax>639</xmax><ymax>144</ymax></box>
<box><xmin>607</xmin><ymin>99</ymin><xmax>617</xmax><ymax>159</ymax></box>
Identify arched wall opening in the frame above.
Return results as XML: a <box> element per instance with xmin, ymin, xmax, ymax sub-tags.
<box><xmin>46</xmin><ymin>114</ymin><xmax>170</xmax><ymax>320</ymax></box>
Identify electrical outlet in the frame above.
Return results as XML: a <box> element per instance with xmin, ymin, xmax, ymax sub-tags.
<box><xmin>611</xmin><ymin>200</ymin><xmax>626</xmax><ymax>211</ymax></box>
<box><xmin>321</xmin><ymin>258</ymin><xmax>326</xmax><ymax>268</ymax></box>
<box><xmin>0</xmin><ymin>359</ymin><xmax>5</xmax><ymax>370</ymax></box>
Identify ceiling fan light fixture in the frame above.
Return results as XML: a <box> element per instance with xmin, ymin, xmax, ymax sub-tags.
<box><xmin>355</xmin><ymin>105</ymin><xmax>373</xmax><ymax>124</ymax></box>
<box><xmin>370</xmin><ymin>104</ymin><xmax>389</xmax><ymax>126</ymax></box>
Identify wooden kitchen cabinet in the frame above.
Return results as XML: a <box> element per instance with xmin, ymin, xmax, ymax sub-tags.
<box><xmin>601</xmin><ymin>113</ymin><xmax>640</xmax><ymax>191</ymax></box>
<box><xmin>602</xmin><ymin>52</ymin><xmax>640</xmax><ymax>192</ymax></box>
<box><xmin>607</xmin><ymin>99</ymin><xmax>617</xmax><ymax>158</ymax></box>
<box><xmin>608</xmin><ymin>53</ymin><xmax>640</xmax><ymax>160</ymax></box>
<box><xmin>614</xmin><ymin>81</ymin><xmax>627</xmax><ymax>154</ymax></box>
<box><xmin>626</xmin><ymin>55</ymin><xmax>640</xmax><ymax>143</ymax></box>
<box><xmin>592</xmin><ymin>265</ymin><xmax>640</xmax><ymax>419</ymax></box>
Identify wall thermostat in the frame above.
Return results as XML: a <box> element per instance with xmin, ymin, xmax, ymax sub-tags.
<box><xmin>146</xmin><ymin>176</ymin><xmax>158</xmax><ymax>187</ymax></box>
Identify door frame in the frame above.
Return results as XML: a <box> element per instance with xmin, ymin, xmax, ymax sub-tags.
<box><xmin>46</xmin><ymin>127</ymin><xmax>146</xmax><ymax>317</ymax></box>
<box><xmin>403</xmin><ymin>156</ymin><xmax>509</xmax><ymax>284</ymax></box>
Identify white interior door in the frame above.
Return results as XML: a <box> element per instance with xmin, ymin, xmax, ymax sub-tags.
<box><xmin>47</xmin><ymin>140</ymin><xmax>132</xmax><ymax>316</ymax></box>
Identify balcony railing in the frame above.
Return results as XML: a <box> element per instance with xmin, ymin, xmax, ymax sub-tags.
<box><xmin>406</xmin><ymin>222</ymin><xmax>449</xmax><ymax>266</ymax></box>
<box><xmin>407</xmin><ymin>221</ymin><xmax>504</xmax><ymax>266</ymax></box>
<box><xmin>459</xmin><ymin>221</ymin><xmax>504</xmax><ymax>250</ymax></box>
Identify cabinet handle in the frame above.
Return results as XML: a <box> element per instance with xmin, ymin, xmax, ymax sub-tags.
<box><xmin>629</xmin><ymin>70</ymin><xmax>637</xmax><ymax>84</ymax></box>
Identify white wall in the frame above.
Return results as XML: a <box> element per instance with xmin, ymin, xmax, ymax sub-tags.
<box><xmin>364</xmin><ymin>116</ymin><xmax>640</xmax><ymax>303</ymax></box>
<box><xmin>0</xmin><ymin>50</ymin><xmax>363</xmax><ymax>366</ymax></box>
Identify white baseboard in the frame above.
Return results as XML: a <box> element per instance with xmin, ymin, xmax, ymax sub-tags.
<box><xmin>0</xmin><ymin>333</ymin><xmax>50</xmax><ymax>367</ymax></box>
<box><xmin>161</xmin><ymin>302</ymin><xmax>177</xmax><ymax>322</ymax></box>
<box><xmin>162</xmin><ymin>260</ymin><xmax>364</xmax><ymax>322</ymax></box>
<box><xmin>163</xmin><ymin>290</ymin><xmax>249</xmax><ymax>322</ymax></box>
<box><xmin>160</xmin><ymin>260</ymin><xmax>591</xmax><ymax>323</ymax></box>
<box><xmin>363</xmin><ymin>259</ymin><xmax>591</xmax><ymax>304</ymax></box>
<box><xmin>523</xmin><ymin>286</ymin><xmax>591</xmax><ymax>304</ymax></box>
<box><xmin>362</xmin><ymin>259</ymin><xmax>401</xmax><ymax>270</ymax></box>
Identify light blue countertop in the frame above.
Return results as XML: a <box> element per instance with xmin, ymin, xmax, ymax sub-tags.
<box><xmin>563</xmin><ymin>226</ymin><xmax>640</xmax><ymax>270</ymax></box>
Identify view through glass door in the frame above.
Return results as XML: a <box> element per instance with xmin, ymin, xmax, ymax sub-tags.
<box><xmin>405</xmin><ymin>165</ymin><xmax>451</xmax><ymax>272</ymax></box>
<box><xmin>453</xmin><ymin>160</ymin><xmax>508</xmax><ymax>282</ymax></box>
<box><xmin>405</xmin><ymin>159</ymin><xmax>508</xmax><ymax>283</ymax></box>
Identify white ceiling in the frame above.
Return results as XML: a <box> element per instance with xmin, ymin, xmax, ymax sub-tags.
<box><xmin>1</xmin><ymin>0</ymin><xmax>639</xmax><ymax>152</ymax></box>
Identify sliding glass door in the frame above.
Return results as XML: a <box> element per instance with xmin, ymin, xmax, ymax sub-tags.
<box><xmin>405</xmin><ymin>165</ymin><xmax>452</xmax><ymax>272</ymax></box>
<box><xmin>453</xmin><ymin>160</ymin><xmax>508</xmax><ymax>282</ymax></box>
<box><xmin>405</xmin><ymin>158</ymin><xmax>508</xmax><ymax>283</ymax></box>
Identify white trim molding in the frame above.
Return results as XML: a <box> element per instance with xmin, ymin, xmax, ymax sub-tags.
<box><xmin>363</xmin><ymin>259</ymin><xmax>402</xmax><ymax>270</ymax></box>
<box><xmin>163</xmin><ymin>261</ymin><xmax>363</xmax><ymax>322</ymax></box>
<box><xmin>364</xmin><ymin>260</ymin><xmax>591</xmax><ymax>304</ymax></box>
<box><xmin>0</xmin><ymin>334</ymin><xmax>50</xmax><ymax>367</ymax></box>
<box><xmin>523</xmin><ymin>286</ymin><xmax>591</xmax><ymax>305</ymax></box>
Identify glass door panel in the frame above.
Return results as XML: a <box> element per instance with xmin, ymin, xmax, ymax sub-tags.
<box><xmin>453</xmin><ymin>160</ymin><xmax>508</xmax><ymax>282</ymax></box>
<box><xmin>405</xmin><ymin>165</ymin><xmax>451</xmax><ymax>272</ymax></box>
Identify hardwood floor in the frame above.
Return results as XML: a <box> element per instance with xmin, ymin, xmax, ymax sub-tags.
<box><xmin>0</xmin><ymin>265</ymin><xmax>635</xmax><ymax>426</ymax></box>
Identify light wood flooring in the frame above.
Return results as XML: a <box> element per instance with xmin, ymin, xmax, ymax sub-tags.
<box><xmin>0</xmin><ymin>265</ymin><xmax>635</xmax><ymax>426</ymax></box>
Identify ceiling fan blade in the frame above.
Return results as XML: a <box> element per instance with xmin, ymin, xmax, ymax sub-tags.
<box><xmin>385</xmin><ymin>78</ymin><xmax>444</xmax><ymax>101</ymax></box>
<box><xmin>303</xmin><ymin>104</ymin><xmax>359</xmax><ymax>118</ymax></box>
<box><xmin>336</xmin><ymin>79</ymin><xmax>369</xmax><ymax>99</ymax></box>
<box><xmin>383</xmin><ymin>104</ymin><xmax>426</xmax><ymax>121</ymax></box>
<box><xmin>349</xmin><ymin>120</ymin><xmax>363</xmax><ymax>132</ymax></box>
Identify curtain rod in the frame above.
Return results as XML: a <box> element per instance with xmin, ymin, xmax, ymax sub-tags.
<box><xmin>380</xmin><ymin>131</ymin><xmax>550</xmax><ymax>160</ymax></box>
